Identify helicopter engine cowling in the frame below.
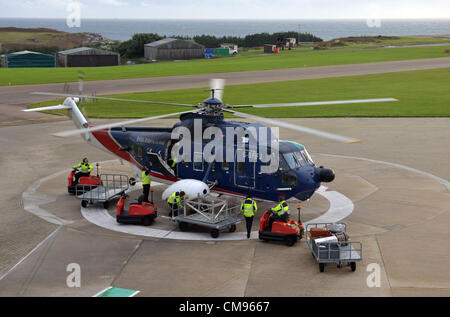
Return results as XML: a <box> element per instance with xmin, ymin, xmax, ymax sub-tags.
<box><xmin>162</xmin><ymin>179</ymin><xmax>210</xmax><ymax>201</ymax></box>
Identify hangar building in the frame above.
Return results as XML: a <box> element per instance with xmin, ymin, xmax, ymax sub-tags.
<box><xmin>58</xmin><ymin>47</ymin><xmax>120</xmax><ymax>67</ymax></box>
<box><xmin>144</xmin><ymin>38</ymin><xmax>205</xmax><ymax>60</ymax></box>
<box><xmin>1</xmin><ymin>50</ymin><xmax>56</xmax><ymax>68</ymax></box>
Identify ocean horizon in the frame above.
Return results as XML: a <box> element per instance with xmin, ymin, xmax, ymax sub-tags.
<box><xmin>0</xmin><ymin>18</ymin><xmax>449</xmax><ymax>42</ymax></box>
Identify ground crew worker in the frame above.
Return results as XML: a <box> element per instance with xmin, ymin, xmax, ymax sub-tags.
<box><xmin>269</xmin><ymin>197</ymin><xmax>289</xmax><ymax>229</ymax></box>
<box><xmin>73</xmin><ymin>158</ymin><xmax>93</xmax><ymax>184</ymax></box>
<box><xmin>167</xmin><ymin>191</ymin><xmax>187</xmax><ymax>217</ymax></box>
<box><xmin>241</xmin><ymin>195</ymin><xmax>258</xmax><ymax>239</ymax></box>
<box><xmin>141</xmin><ymin>166</ymin><xmax>152</xmax><ymax>203</ymax></box>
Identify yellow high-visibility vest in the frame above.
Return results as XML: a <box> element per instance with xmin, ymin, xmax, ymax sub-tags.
<box><xmin>241</xmin><ymin>198</ymin><xmax>257</xmax><ymax>217</ymax></box>
<box><xmin>168</xmin><ymin>192</ymin><xmax>182</xmax><ymax>207</ymax></box>
<box><xmin>141</xmin><ymin>170</ymin><xmax>151</xmax><ymax>185</ymax></box>
<box><xmin>73</xmin><ymin>162</ymin><xmax>93</xmax><ymax>173</ymax></box>
<box><xmin>272</xmin><ymin>200</ymin><xmax>289</xmax><ymax>216</ymax></box>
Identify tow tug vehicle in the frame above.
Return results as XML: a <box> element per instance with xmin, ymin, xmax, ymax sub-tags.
<box><xmin>68</xmin><ymin>163</ymin><xmax>101</xmax><ymax>194</ymax></box>
<box><xmin>116</xmin><ymin>189</ymin><xmax>157</xmax><ymax>226</ymax></box>
<box><xmin>259</xmin><ymin>206</ymin><xmax>305</xmax><ymax>246</ymax></box>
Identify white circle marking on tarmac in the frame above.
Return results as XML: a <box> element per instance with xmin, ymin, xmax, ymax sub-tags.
<box><xmin>80</xmin><ymin>185</ymin><xmax>353</xmax><ymax>241</ymax></box>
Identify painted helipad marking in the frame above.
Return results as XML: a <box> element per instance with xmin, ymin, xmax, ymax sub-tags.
<box><xmin>93</xmin><ymin>286</ymin><xmax>140</xmax><ymax>297</ymax></box>
<box><xmin>80</xmin><ymin>185</ymin><xmax>353</xmax><ymax>241</ymax></box>
<box><xmin>22</xmin><ymin>169</ymin><xmax>72</xmax><ymax>226</ymax></box>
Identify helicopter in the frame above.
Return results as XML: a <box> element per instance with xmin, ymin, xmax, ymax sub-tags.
<box><xmin>24</xmin><ymin>79</ymin><xmax>397</xmax><ymax>202</ymax></box>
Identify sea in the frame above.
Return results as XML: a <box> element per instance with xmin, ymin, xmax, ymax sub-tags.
<box><xmin>0</xmin><ymin>18</ymin><xmax>449</xmax><ymax>41</ymax></box>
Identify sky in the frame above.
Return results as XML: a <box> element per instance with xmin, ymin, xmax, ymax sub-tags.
<box><xmin>0</xmin><ymin>0</ymin><xmax>449</xmax><ymax>19</ymax></box>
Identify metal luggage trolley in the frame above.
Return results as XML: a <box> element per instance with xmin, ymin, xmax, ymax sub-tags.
<box><xmin>306</xmin><ymin>223</ymin><xmax>362</xmax><ymax>272</ymax></box>
<box><xmin>175</xmin><ymin>195</ymin><xmax>242</xmax><ymax>238</ymax></box>
<box><xmin>77</xmin><ymin>174</ymin><xmax>131</xmax><ymax>209</ymax></box>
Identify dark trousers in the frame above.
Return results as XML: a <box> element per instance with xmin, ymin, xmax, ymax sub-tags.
<box><xmin>244</xmin><ymin>216</ymin><xmax>254</xmax><ymax>238</ymax></box>
<box><xmin>142</xmin><ymin>184</ymin><xmax>150</xmax><ymax>203</ymax></box>
<box><xmin>74</xmin><ymin>172</ymin><xmax>89</xmax><ymax>184</ymax></box>
<box><xmin>168</xmin><ymin>203</ymin><xmax>180</xmax><ymax>217</ymax></box>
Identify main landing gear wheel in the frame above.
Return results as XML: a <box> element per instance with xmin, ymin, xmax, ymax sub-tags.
<box><xmin>210</xmin><ymin>229</ymin><xmax>220</xmax><ymax>239</ymax></box>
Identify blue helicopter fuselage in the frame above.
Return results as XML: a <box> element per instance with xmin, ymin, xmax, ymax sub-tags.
<box><xmin>92</xmin><ymin>117</ymin><xmax>330</xmax><ymax>202</ymax></box>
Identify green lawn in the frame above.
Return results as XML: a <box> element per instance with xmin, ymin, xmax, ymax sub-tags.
<box><xmin>30</xmin><ymin>68</ymin><xmax>450</xmax><ymax>118</ymax></box>
<box><xmin>2</xmin><ymin>45</ymin><xmax>449</xmax><ymax>86</ymax></box>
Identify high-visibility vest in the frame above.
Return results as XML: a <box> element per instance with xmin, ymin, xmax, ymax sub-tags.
<box><xmin>74</xmin><ymin>162</ymin><xmax>93</xmax><ymax>174</ymax></box>
<box><xmin>272</xmin><ymin>200</ymin><xmax>289</xmax><ymax>216</ymax></box>
<box><xmin>168</xmin><ymin>192</ymin><xmax>182</xmax><ymax>207</ymax></box>
<box><xmin>241</xmin><ymin>198</ymin><xmax>257</xmax><ymax>217</ymax></box>
<box><xmin>141</xmin><ymin>170</ymin><xmax>151</xmax><ymax>185</ymax></box>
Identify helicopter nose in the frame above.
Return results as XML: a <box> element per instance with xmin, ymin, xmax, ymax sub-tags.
<box><xmin>315</xmin><ymin>166</ymin><xmax>335</xmax><ymax>183</ymax></box>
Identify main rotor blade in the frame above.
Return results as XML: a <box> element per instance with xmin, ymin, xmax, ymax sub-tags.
<box><xmin>32</xmin><ymin>92</ymin><xmax>197</xmax><ymax>108</ymax></box>
<box><xmin>231</xmin><ymin>98</ymin><xmax>398</xmax><ymax>108</ymax></box>
<box><xmin>225</xmin><ymin>109</ymin><xmax>360</xmax><ymax>143</ymax></box>
<box><xmin>53</xmin><ymin>110</ymin><xmax>196</xmax><ymax>138</ymax></box>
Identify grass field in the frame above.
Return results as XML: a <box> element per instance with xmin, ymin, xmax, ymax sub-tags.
<box><xmin>30</xmin><ymin>68</ymin><xmax>450</xmax><ymax>118</ymax></box>
<box><xmin>2</xmin><ymin>45</ymin><xmax>449</xmax><ymax>86</ymax></box>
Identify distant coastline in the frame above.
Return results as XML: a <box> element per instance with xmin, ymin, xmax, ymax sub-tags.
<box><xmin>0</xmin><ymin>18</ymin><xmax>449</xmax><ymax>42</ymax></box>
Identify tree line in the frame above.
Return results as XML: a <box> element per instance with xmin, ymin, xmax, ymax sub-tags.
<box><xmin>112</xmin><ymin>32</ymin><xmax>323</xmax><ymax>58</ymax></box>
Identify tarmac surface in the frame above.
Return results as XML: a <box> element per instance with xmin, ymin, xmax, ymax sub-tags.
<box><xmin>0</xmin><ymin>117</ymin><xmax>448</xmax><ymax>297</ymax></box>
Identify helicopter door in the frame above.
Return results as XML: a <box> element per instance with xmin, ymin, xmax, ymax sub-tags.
<box><xmin>234</xmin><ymin>150</ymin><xmax>256</xmax><ymax>189</ymax></box>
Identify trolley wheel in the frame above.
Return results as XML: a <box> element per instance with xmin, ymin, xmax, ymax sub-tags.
<box><xmin>319</xmin><ymin>263</ymin><xmax>325</xmax><ymax>272</ymax></box>
<box><xmin>210</xmin><ymin>229</ymin><xmax>220</xmax><ymax>239</ymax></box>
<box><xmin>350</xmin><ymin>262</ymin><xmax>356</xmax><ymax>272</ymax></box>
<box><xmin>143</xmin><ymin>217</ymin><xmax>153</xmax><ymax>226</ymax></box>
<box><xmin>179</xmin><ymin>222</ymin><xmax>189</xmax><ymax>232</ymax></box>
<box><xmin>285</xmin><ymin>236</ymin><xmax>297</xmax><ymax>247</ymax></box>
<box><xmin>103</xmin><ymin>201</ymin><xmax>109</xmax><ymax>209</ymax></box>
<box><xmin>229</xmin><ymin>224</ymin><xmax>237</xmax><ymax>233</ymax></box>
<box><xmin>81</xmin><ymin>200</ymin><xmax>88</xmax><ymax>208</ymax></box>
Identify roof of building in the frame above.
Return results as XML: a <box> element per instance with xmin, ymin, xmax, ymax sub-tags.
<box><xmin>58</xmin><ymin>47</ymin><xmax>118</xmax><ymax>55</ymax></box>
<box><xmin>145</xmin><ymin>38</ymin><xmax>204</xmax><ymax>49</ymax></box>
<box><xmin>8</xmin><ymin>50</ymin><xmax>54</xmax><ymax>56</ymax></box>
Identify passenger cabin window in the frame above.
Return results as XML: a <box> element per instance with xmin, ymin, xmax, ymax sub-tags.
<box><xmin>130</xmin><ymin>143</ymin><xmax>135</xmax><ymax>156</ymax></box>
<box><xmin>222</xmin><ymin>160</ymin><xmax>230</xmax><ymax>171</ymax></box>
<box><xmin>137</xmin><ymin>146</ymin><xmax>143</xmax><ymax>158</ymax></box>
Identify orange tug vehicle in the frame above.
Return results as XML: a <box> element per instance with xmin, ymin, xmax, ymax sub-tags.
<box><xmin>259</xmin><ymin>206</ymin><xmax>305</xmax><ymax>246</ymax></box>
<box><xmin>68</xmin><ymin>164</ymin><xmax>101</xmax><ymax>194</ymax></box>
<box><xmin>116</xmin><ymin>189</ymin><xmax>157</xmax><ymax>226</ymax></box>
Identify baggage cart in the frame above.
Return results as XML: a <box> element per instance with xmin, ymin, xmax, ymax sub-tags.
<box><xmin>306</xmin><ymin>223</ymin><xmax>362</xmax><ymax>272</ymax></box>
<box><xmin>76</xmin><ymin>174</ymin><xmax>130</xmax><ymax>209</ymax></box>
<box><xmin>174</xmin><ymin>195</ymin><xmax>242</xmax><ymax>238</ymax></box>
